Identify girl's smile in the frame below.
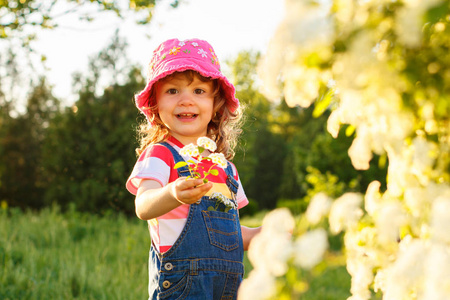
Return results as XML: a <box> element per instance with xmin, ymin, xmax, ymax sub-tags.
<box><xmin>156</xmin><ymin>74</ymin><xmax>215</xmax><ymax>145</ymax></box>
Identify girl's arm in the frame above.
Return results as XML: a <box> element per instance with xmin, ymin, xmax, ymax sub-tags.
<box><xmin>135</xmin><ymin>177</ymin><xmax>213</xmax><ymax>220</ymax></box>
<box><xmin>241</xmin><ymin>225</ymin><xmax>262</xmax><ymax>251</ymax></box>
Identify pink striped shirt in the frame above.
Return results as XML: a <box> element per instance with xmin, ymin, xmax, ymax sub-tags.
<box><xmin>126</xmin><ymin>137</ymin><xmax>248</xmax><ymax>253</ymax></box>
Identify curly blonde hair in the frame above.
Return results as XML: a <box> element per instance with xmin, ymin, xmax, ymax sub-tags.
<box><xmin>136</xmin><ymin>71</ymin><xmax>243</xmax><ymax>160</ymax></box>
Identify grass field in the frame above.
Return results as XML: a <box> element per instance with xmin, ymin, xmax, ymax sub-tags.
<box><xmin>1</xmin><ymin>206</ymin><xmax>351</xmax><ymax>299</ymax></box>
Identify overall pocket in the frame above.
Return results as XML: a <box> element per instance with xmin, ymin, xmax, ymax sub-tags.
<box><xmin>158</xmin><ymin>272</ymin><xmax>192</xmax><ymax>300</ymax></box>
<box><xmin>202</xmin><ymin>210</ymin><xmax>239</xmax><ymax>251</ymax></box>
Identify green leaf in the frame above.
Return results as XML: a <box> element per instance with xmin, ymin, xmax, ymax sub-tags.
<box><xmin>345</xmin><ymin>125</ymin><xmax>356</xmax><ymax>137</ymax></box>
<box><xmin>174</xmin><ymin>161</ymin><xmax>188</xmax><ymax>169</ymax></box>
<box><xmin>210</xmin><ymin>169</ymin><xmax>219</xmax><ymax>176</ymax></box>
<box><xmin>207</xmin><ymin>206</ymin><xmax>215</xmax><ymax>211</ymax></box>
<box><xmin>313</xmin><ymin>88</ymin><xmax>333</xmax><ymax>118</ymax></box>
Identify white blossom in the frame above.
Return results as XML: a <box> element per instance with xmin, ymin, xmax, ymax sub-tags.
<box><xmin>179</xmin><ymin>143</ymin><xmax>199</xmax><ymax>157</ymax></box>
<box><xmin>364</xmin><ymin>181</ymin><xmax>381</xmax><ymax>217</ymax></box>
<box><xmin>261</xmin><ymin>208</ymin><xmax>295</xmax><ymax>235</ymax></box>
<box><xmin>248</xmin><ymin>227</ymin><xmax>293</xmax><ymax>277</ymax></box>
<box><xmin>209</xmin><ymin>153</ymin><xmax>227</xmax><ymax>169</ymax></box>
<box><xmin>197</xmin><ymin>137</ymin><xmax>217</xmax><ymax>152</ymax></box>
<box><xmin>383</xmin><ymin>238</ymin><xmax>427</xmax><ymax>300</ymax></box>
<box><xmin>248</xmin><ymin>208</ymin><xmax>295</xmax><ymax>276</ymax></box>
<box><xmin>293</xmin><ymin>228</ymin><xmax>328</xmax><ymax>270</ymax></box>
<box><xmin>430</xmin><ymin>195</ymin><xmax>450</xmax><ymax>244</ymax></box>
<box><xmin>395</xmin><ymin>0</ymin><xmax>443</xmax><ymax>47</ymax></box>
<box><xmin>238</xmin><ymin>269</ymin><xmax>277</xmax><ymax>300</ymax></box>
<box><xmin>348</xmin><ymin>126</ymin><xmax>373</xmax><ymax>170</ymax></box>
<box><xmin>306</xmin><ymin>192</ymin><xmax>332</xmax><ymax>225</ymax></box>
<box><xmin>211</xmin><ymin>192</ymin><xmax>237</xmax><ymax>210</ymax></box>
<box><xmin>347</xmin><ymin>256</ymin><xmax>374</xmax><ymax>300</ymax></box>
<box><xmin>329</xmin><ymin>193</ymin><xmax>363</xmax><ymax>234</ymax></box>
<box><xmin>375</xmin><ymin>201</ymin><xmax>407</xmax><ymax>244</ymax></box>
<box><xmin>422</xmin><ymin>243</ymin><xmax>450</xmax><ymax>300</ymax></box>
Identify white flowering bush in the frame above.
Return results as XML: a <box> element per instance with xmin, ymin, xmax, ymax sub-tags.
<box><xmin>242</xmin><ymin>0</ymin><xmax>450</xmax><ymax>299</ymax></box>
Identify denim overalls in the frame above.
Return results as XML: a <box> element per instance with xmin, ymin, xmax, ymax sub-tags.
<box><xmin>148</xmin><ymin>142</ymin><xmax>244</xmax><ymax>300</ymax></box>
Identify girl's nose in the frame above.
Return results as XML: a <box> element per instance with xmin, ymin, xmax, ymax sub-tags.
<box><xmin>178</xmin><ymin>91</ymin><xmax>194</xmax><ymax>106</ymax></box>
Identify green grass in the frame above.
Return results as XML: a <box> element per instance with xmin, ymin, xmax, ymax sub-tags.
<box><xmin>1</xmin><ymin>207</ymin><xmax>351</xmax><ymax>299</ymax></box>
<box><xmin>0</xmin><ymin>206</ymin><xmax>149</xmax><ymax>299</ymax></box>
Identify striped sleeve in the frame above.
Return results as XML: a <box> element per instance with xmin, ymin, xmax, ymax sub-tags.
<box><xmin>126</xmin><ymin>144</ymin><xmax>175</xmax><ymax>195</ymax></box>
<box><xmin>229</xmin><ymin>162</ymin><xmax>249</xmax><ymax>209</ymax></box>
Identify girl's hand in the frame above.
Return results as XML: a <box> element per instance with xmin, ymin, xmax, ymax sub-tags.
<box><xmin>170</xmin><ymin>177</ymin><xmax>213</xmax><ymax>205</ymax></box>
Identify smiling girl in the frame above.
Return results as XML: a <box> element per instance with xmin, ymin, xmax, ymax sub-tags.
<box><xmin>126</xmin><ymin>38</ymin><xmax>261</xmax><ymax>300</ymax></box>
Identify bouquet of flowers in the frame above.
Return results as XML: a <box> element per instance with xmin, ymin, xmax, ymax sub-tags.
<box><xmin>174</xmin><ymin>137</ymin><xmax>235</xmax><ymax>210</ymax></box>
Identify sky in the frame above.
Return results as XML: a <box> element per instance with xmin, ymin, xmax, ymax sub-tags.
<box><xmin>30</xmin><ymin>0</ymin><xmax>285</xmax><ymax>103</ymax></box>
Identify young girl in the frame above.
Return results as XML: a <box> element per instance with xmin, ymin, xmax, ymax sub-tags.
<box><xmin>126</xmin><ymin>38</ymin><xmax>261</xmax><ymax>299</ymax></box>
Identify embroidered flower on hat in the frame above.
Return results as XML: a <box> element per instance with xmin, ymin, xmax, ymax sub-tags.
<box><xmin>169</xmin><ymin>47</ymin><xmax>181</xmax><ymax>55</ymax></box>
<box><xmin>198</xmin><ymin>48</ymin><xmax>208</xmax><ymax>58</ymax></box>
<box><xmin>178</xmin><ymin>41</ymin><xmax>185</xmax><ymax>47</ymax></box>
<box><xmin>210</xmin><ymin>48</ymin><xmax>219</xmax><ymax>66</ymax></box>
<box><xmin>191</xmin><ymin>42</ymin><xmax>198</xmax><ymax>47</ymax></box>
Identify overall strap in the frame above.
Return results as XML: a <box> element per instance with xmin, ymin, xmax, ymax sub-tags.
<box><xmin>159</xmin><ymin>142</ymin><xmax>239</xmax><ymax>197</ymax></box>
<box><xmin>160</xmin><ymin>142</ymin><xmax>191</xmax><ymax>178</ymax></box>
<box><xmin>225</xmin><ymin>163</ymin><xmax>239</xmax><ymax>196</ymax></box>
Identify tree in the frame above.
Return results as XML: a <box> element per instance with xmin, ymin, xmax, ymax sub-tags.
<box><xmin>0</xmin><ymin>77</ymin><xmax>59</xmax><ymax>209</ymax></box>
<box><xmin>41</xmin><ymin>32</ymin><xmax>145</xmax><ymax>214</ymax></box>
<box><xmin>229</xmin><ymin>51</ymin><xmax>288</xmax><ymax>210</ymax></box>
<box><xmin>0</xmin><ymin>0</ymin><xmax>159</xmax><ymax>39</ymax></box>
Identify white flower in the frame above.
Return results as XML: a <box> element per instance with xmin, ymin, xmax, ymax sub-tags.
<box><xmin>329</xmin><ymin>193</ymin><xmax>363</xmax><ymax>234</ymax></box>
<box><xmin>383</xmin><ymin>238</ymin><xmax>427</xmax><ymax>300</ymax></box>
<box><xmin>197</xmin><ymin>137</ymin><xmax>217</xmax><ymax>152</ymax></box>
<box><xmin>191</xmin><ymin>42</ymin><xmax>198</xmax><ymax>47</ymax></box>
<box><xmin>375</xmin><ymin>201</ymin><xmax>407</xmax><ymax>244</ymax></box>
<box><xmin>198</xmin><ymin>48</ymin><xmax>208</xmax><ymax>58</ymax></box>
<box><xmin>364</xmin><ymin>180</ymin><xmax>381</xmax><ymax>216</ymax></box>
<box><xmin>247</xmin><ymin>208</ymin><xmax>295</xmax><ymax>276</ymax></box>
<box><xmin>422</xmin><ymin>243</ymin><xmax>450</xmax><ymax>300</ymax></box>
<box><xmin>211</xmin><ymin>192</ymin><xmax>237</xmax><ymax>210</ymax></box>
<box><xmin>262</xmin><ymin>208</ymin><xmax>295</xmax><ymax>234</ymax></box>
<box><xmin>238</xmin><ymin>269</ymin><xmax>277</xmax><ymax>300</ymax></box>
<box><xmin>293</xmin><ymin>228</ymin><xmax>328</xmax><ymax>269</ymax></box>
<box><xmin>395</xmin><ymin>0</ymin><xmax>442</xmax><ymax>47</ymax></box>
<box><xmin>248</xmin><ymin>226</ymin><xmax>293</xmax><ymax>276</ymax></box>
<box><xmin>348</xmin><ymin>125</ymin><xmax>373</xmax><ymax>170</ymax></box>
<box><xmin>209</xmin><ymin>153</ymin><xmax>227</xmax><ymax>169</ymax></box>
<box><xmin>347</xmin><ymin>256</ymin><xmax>374</xmax><ymax>300</ymax></box>
<box><xmin>305</xmin><ymin>192</ymin><xmax>332</xmax><ymax>225</ymax></box>
<box><xmin>178</xmin><ymin>41</ymin><xmax>186</xmax><ymax>46</ymax></box>
<box><xmin>179</xmin><ymin>143</ymin><xmax>199</xmax><ymax>157</ymax></box>
<box><xmin>430</xmin><ymin>195</ymin><xmax>450</xmax><ymax>244</ymax></box>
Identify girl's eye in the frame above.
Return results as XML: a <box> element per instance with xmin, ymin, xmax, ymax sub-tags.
<box><xmin>167</xmin><ymin>88</ymin><xmax>178</xmax><ymax>94</ymax></box>
<box><xmin>194</xmin><ymin>89</ymin><xmax>205</xmax><ymax>94</ymax></box>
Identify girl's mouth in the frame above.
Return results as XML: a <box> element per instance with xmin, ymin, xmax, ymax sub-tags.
<box><xmin>176</xmin><ymin>113</ymin><xmax>198</xmax><ymax>119</ymax></box>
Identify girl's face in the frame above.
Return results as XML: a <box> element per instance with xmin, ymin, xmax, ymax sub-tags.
<box><xmin>156</xmin><ymin>73</ymin><xmax>215</xmax><ymax>145</ymax></box>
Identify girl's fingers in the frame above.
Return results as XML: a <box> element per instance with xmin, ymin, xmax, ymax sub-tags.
<box><xmin>178</xmin><ymin>178</ymin><xmax>204</xmax><ymax>190</ymax></box>
<box><xmin>172</xmin><ymin>178</ymin><xmax>213</xmax><ymax>204</ymax></box>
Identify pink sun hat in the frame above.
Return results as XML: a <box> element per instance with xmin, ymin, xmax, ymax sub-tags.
<box><xmin>135</xmin><ymin>38</ymin><xmax>240</xmax><ymax>123</ymax></box>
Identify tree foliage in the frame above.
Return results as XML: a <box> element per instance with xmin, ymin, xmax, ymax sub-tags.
<box><xmin>40</xmin><ymin>33</ymin><xmax>144</xmax><ymax>214</ymax></box>
<box><xmin>0</xmin><ymin>0</ymin><xmax>158</xmax><ymax>39</ymax></box>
